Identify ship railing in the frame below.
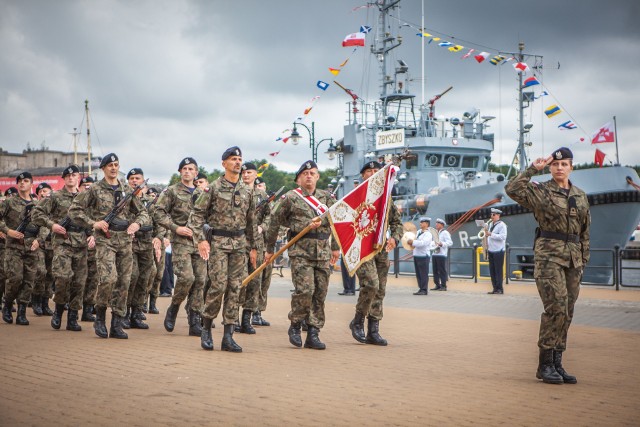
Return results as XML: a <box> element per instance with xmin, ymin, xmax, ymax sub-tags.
<box><xmin>617</xmin><ymin>246</ymin><xmax>640</xmax><ymax>289</ymax></box>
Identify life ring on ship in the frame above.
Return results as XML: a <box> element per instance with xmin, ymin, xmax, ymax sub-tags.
<box><xmin>428</xmin><ymin>155</ymin><xmax>439</xmax><ymax>166</ymax></box>
<box><xmin>446</xmin><ymin>155</ymin><xmax>458</xmax><ymax>167</ymax></box>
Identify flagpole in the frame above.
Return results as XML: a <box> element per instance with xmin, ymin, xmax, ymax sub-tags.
<box><xmin>241</xmin><ymin>215</ymin><xmax>325</xmax><ymax>287</ymax></box>
<box><xmin>613</xmin><ymin>115</ymin><xmax>620</xmax><ymax>165</ymax></box>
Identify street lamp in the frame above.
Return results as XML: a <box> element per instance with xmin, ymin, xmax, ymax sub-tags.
<box><xmin>290</xmin><ymin>121</ymin><xmax>334</xmax><ymax>163</ymax></box>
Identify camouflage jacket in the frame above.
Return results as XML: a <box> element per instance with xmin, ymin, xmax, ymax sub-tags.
<box><xmin>187</xmin><ymin>175</ymin><xmax>257</xmax><ymax>252</ymax></box>
<box><xmin>68</xmin><ymin>178</ymin><xmax>150</xmax><ymax>240</ymax></box>
<box><xmin>386</xmin><ymin>203</ymin><xmax>404</xmax><ymax>247</ymax></box>
<box><xmin>247</xmin><ymin>187</ymin><xmax>270</xmax><ymax>252</ymax></box>
<box><xmin>132</xmin><ymin>193</ymin><xmax>158</xmax><ymax>251</ymax></box>
<box><xmin>32</xmin><ymin>187</ymin><xmax>87</xmax><ymax>249</ymax></box>
<box><xmin>505</xmin><ymin>165</ymin><xmax>590</xmax><ymax>268</ymax></box>
<box><xmin>0</xmin><ymin>195</ymin><xmax>45</xmax><ymax>250</ymax></box>
<box><xmin>152</xmin><ymin>182</ymin><xmax>198</xmax><ymax>249</ymax></box>
<box><xmin>265</xmin><ymin>187</ymin><xmax>339</xmax><ymax>261</ymax></box>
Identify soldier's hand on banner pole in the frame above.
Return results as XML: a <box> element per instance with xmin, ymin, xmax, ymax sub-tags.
<box><xmin>264</xmin><ymin>252</ymin><xmax>273</xmax><ymax>264</ymax></box>
<box><xmin>309</xmin><ymin>217</ymin><xmax>322</xmax><ymax>229</ymax></box>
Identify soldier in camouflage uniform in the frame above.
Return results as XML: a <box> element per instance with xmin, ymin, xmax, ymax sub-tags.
<box><xmin>143</xmin><ymin>187</ymin><xmax>165</xmax><ymax>315</ymax></box>
<box><xmin>0</xmin><ymin>187</ymin><xmax>18</xmax><ymax>312</ymax></box>
<box><xmin>236</xmin><ymin>163</ymin><xmax>270</xmax><ymax>334</ymax></box>
<box><xmin>32</xmin><ymin>165</ymin><xmax>92</xmax><ymax>331</ymax></box>
<box><xmin>79</xmin><ymin>176</ymin><xmax>98</xmax><ymax>322</ymax></box>
<box><xmin>188</xmin><ymin>146</ymin><xmax>257</xmax><ymax>352</ymax></box>
<box><xmin>69</xmin><ymin>153</ymin><xmax>150</xmax><ymax>339</ymax></box>
<box><xmin>0</xmin><ymin>172</ymin><xmax>41</xmax><ymax>325</ymax></box>
<box><xmin>505</xmin><ymin>147</ymin><xmax>590</xmax><ymax>385</ymax></box>
<box><xmin>265</xmin><ymin>160</ymin><xmax>340</xmax><ymax>350</ymax></box>
<box><xmin>153</xmin><ymin>157</ymin><xmax>205</xmax><ymax>337</ymax></box>
<box><xmin>349</xmin><ymin>161</ymin><xmax>403</xmax><ymax>346</ymax></box>
<box><xmin>253</xmin><ymin>177</ymin><xmax>272</xmax><ymax>326</ymax></box>
<box><xmin>32</xmin><ymin>182</ymin><xmax>55</xmax><ymax>317</ymax></box>
<box><xmin>124</xmin><ymin>168</ymin><xmax>156</xmax><ymax>330</ymax></box>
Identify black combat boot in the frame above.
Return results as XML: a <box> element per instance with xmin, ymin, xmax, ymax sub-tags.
<box><xmin>94</xmin><ymin>306</ymin><xmax>108</xmax><ymax>338</ymax></box>
<box><xmin>32</xmin><ymin>295</ymin><xmax>43</xmax><ymax>316</ymax></box>
<box><xmin>240</xmin><ymin>309</ymin><xmax>256</xmax><ymax>334</ymax></box>
<box><xmin>121</xmin><ymin>307</ymin><xmax>131</xmax><ymax>329</ymax></box>
<box><xmin>188</xmin><ymin>309</ymin><xmax>202</xmax><ymax>336</ymax></box>
<box><xmin>221</xmin><ymin>324</ymin><xmax>242</xmax><ymax>352</ymax></box>
<box><xmin>66</xmin><ymin>309</ymin><xmax>82</xmax><ymax>331</ymax></box>
<box><xmin>536</xmin><ymin>349</ymin><xmax>563</xmax><ymax>384</ymax></box>
<box><xmin>81</xmin><ymin>304</ymin><xmax>95</xmax><ymax>322</ymax></box>
<box><xmin>201</xmin><ymin>317</ymin><xmax>214</xmax><ymax>351</ymax></box>
<box><xmin>365</xmin><ymin>318</ymin><xmax>388</xmax><ymax>346</ymax></box>
<box><xmin>553</xmin><ymin>350</ymin><xmax>577</xmax><ymax>384</ymax></box>
<box><xmin>253</xmin><ymin>310</ymin><xmax>270</xmax><ymax>326</ymax></box>
<box><xmin>164</xmin><ymin>303</ymin><xmax>180</xmax><ymax>332</ymax></box>
<box><xmin>251</xmin><ymin>311</ymin><xmax>261</xmax><ymax>326</ymax></box>
<box><xmin>109</xmin><ymin>313</ymin><xmax>128</xmax><ymax>339</ymax></box>
<box><xmin>51</xmin><ymin>303</ymin><xmax>65</xmax><ymax>330</ymax></box>
<box><xmin>288</xmin><ymin>322</ymin><xmax>302</xmax><ymax>348</ymax></box>
<box><xmin>41</xmin><ymin>297</ymin><xmax>53</xmax><ymax>316</ymax></box>
<box><xmin>233</xmin><ymin>318</ymin><xmax>241</xmax><ymax>333</ymax></box>
<box><xmin>130</xmin><ymin>306</ymin><xmax>149</xmax><ymax>329</ymax></box>
<box><xmin>16</xmin><ymin>303</ymin><xmax>29</xmax><ymax>325</ymax></box>
<box><xmin>142</xmin><ymin>301</ymin><xmax>148</xmax><ymax>313</ymax></box>
<box><xmin>349</xmin><ymin>312</ymin><xmax>367</xmax><ymax>343</ymax></box>
<box><xmin>2</xmin><ymin>298</ymin><xmax>14</xmax><ymax>324</ymax></box>
<box><xmin>301</xmin><ymin>319</ymin><xmax>308</xmax><ymax>332</ymax></box>
<box><xmin>304</xmin><ymin>325</ymin><xmax>326</xmax><ymax>350</ymax></box>
<box><xmin>148</xmin><ymin>295</ymin><xmax>159</xmax><ymax>314</ymax></box>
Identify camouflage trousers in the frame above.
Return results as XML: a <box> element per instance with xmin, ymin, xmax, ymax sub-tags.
<box><xmin>289</xmin><ymin>256</ymin><xmax>330</xmax><ymax>329</ymax></box>
<box><xmin>148</xmin><ymin>245</ymin><xmax>165</xmax><ymax>298</ymax></box>
<box><xmin>171</xmin><ymin>243</ymin><xmax>205</xmax><ymax>313</ymax></box>
<box><xmin>239</xmin><ymin>250</ymin><xmax>263</xmax><ymax>312</ymax></box>
<box><xmin>95</xmin><ymin>232</ymin><xmax>133</xmax><ymax>317</ymax></box>
<box><xmin>128</xmin><ymin>247</ymin><xmax>155</xmax><ymax>308</ymax></box>
<box><xmin>203</xmin><ymin>248</ymin><xmax>246</xmax><ymax>324</ymax></box>
<box><xmin>534</xmin><ymin>259</ymin><xmax>582</xmax><ymax>351</ymax></box>
<box><xmin>83</xmin><ymin>249</ymin><xmax>98</xmax><ymax>305</ymax></box>
<box><xmin>355</xmin><ymin>251</ymin><xmax>389</xmax><ymax>321</ymax></box>
<box><xmin>259</xmin><ymin>262</ymin><xmax>273</xmax><ymax>312</ymax></box>
<box><xmin>33</xmin><ymin>248</ymin><xmax>53</xmax><ymax>298</ymax></box>
<box><xmin>0</xmin><ymin>245</ymin><xmax>5</xmax><ymax>300</ymax></box>
<box><xmin>4</xmin><ymin>245</ymin><xmax>39</xmax><ymax>304</ymax></box>
<box><xmin>52</xmin><ymin>244</ymin><xmax>88</xmax><ymax>310</ymax></box>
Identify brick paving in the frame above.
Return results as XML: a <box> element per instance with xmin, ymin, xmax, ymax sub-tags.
<box><xmin>1</xmin><ymin>270</ymin><xmax>639</xmax><ymax>426</ymax></box>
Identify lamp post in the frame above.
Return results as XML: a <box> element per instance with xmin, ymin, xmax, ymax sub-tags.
<box><xmin>289</xmin><ymin>121</ymin><xmax>334</xmax><ymax>163</ymax></box>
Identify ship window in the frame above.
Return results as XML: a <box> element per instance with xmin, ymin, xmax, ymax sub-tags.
<box><xmin>444</xmin><ymin>155</ymin><xmax>460</xmax><ymax>167</ymax></box>
<box><xmin>405</xmin><ymin>155</ymin><xmax>418</xmax><ymax>169</ymax></box>
<box><xmin>461</xmin><ymin>156</ymin><xmax>478</xmax><ymax>168</ymax></box>
<box><xmin>425</xmin><ymin>154</ymin><xmax>441</xmax><ymax>167</ymax></box>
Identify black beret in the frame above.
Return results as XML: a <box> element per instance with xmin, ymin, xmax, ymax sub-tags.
<box><xmin>196</xmin><ymin>172</ymin><xmax>208</xmax><ymax>181</ymax></box>
<box><xmin>62</xmin><ymin>165</ymin><xmax>81</xmax><ymax>178</ymax></box>
<box><xmin>36</xmin><ymin>182</ymin><xmax>52</xmax><ymax>193</ymax></box>
<box><xmin>551</xmin><ymin>147</ymin><xmax>573</xmax><ymax>161</ymax></box>
<box><xmin>16</xmin><ymin>171</ymin><xmax>33</xmax><ymax>183</ymax></box>
<box><xmin>254</xmin><ymin>177</ymin><xmax>264</xmax><ymax>185</ymax></box>
<box><xmin>5</xmin><ymin>187</ymin><xmax>18</xmax><ymax>196</ymax></box>
<box><xmin>80</xmin><ymin>176</ymin><xmax>95</xmax><ymax>185</ymax></box>
<box><xmin>295</xmin><ymin>160</ymin><xmax>318</xmax><ymax>181</ymax></box>
<box><xmin>100</xmin><ymin>153</ymin><xmax>119</xmax><ymax>169</ymax></box>
<box><xmin>178</xmin><ymin>157</ymin><xmax>197</xmax><ymax>171</ymax></box>
<box><xmin>360</xmin><ymin>161</ymin><xmax>383</xmax><ymax>174</ymax></box>
<box><xmin>222</xmin><ymin>146</ymin><xmax>242</xmax><ymax>160</ymax></box>
<box><xmin>147</xmin><ymin>187</ymin><xmax>160</xmax><ymax>195</ymax></box>
<box><xmin>241</xmin><ymin>162</ymin><xmax>257</xmax><ymax>171</ymax></box>
<box><xmin>126</xmin><ymin>167</ymin><xmax>144</xmax><ymax>179</ymax></box>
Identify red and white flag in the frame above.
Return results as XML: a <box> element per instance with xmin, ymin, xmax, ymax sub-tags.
<box><xmin>327</xmin><ymin>165</ymin><xmax>398</xmax><ymax>275</ymax></box>
<box><xmin>342</xmin><ymin>32</ymin><xmax>366</xmax><ymax>47</ymax></box>
<box><xmin>513</xmin><ymin>62</ymin><xmax>530</xmax><ymax>73</ymax></box>
<box><xmin>474</xmin><ymin>52</ymin><xmax>490</xmax><ymax>63</ymax></box>
<box><xmin>591</xmin><ymin>122</ymin><xmax>615</xmax><ymax>144</ymax></box>
<box><xmin>594</xmin><ymin>149</ymin><xmax>606</xmax><ymax>167</ymax></box>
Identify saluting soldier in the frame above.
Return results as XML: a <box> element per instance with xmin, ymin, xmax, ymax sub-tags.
<box><xmin>153</xmin><ymin>157</ymin><xmax>205</xmax><ymax>337</ymax></box>
<box><xmin>32</xmin><ymin>165</ymin><xmax>92</xmax><ymax>331</ymax></box>
<box><xmin>349</xmin><ymin>161</ymin><xmax>403</xmax><ymax>346</ymax></box>
<box><xmin>69</xmin><ymin>153</ymin><xmax>150</xmax><ymax>339</ymax></box>
<box><xmin>79</xmin><ymin>176</ymin><xmax>98</xmax><ymax>322</ymax></box>
<box><xmin>0</xmin><ymin>172</ymin><xmax>41</xmax><ymax>325</ymax></box>
<box><xmin>236</xmin><ymin>162</ymin><xmax>270</xmax><ymax>334</ymax></box>
<box><xmin>188</xmin><ymin>146</ymin><xmax>258</xmax><ymax>352</ymax></box>
<box><xmin>265</xmin><ymin>160</ymin><xmax>340</xmax><ymax>350</ymax></box>
<box><xmin>505</xmin><ymin>147</ymin><xmax>590</xmax><ymax>385</ymax></box>
<box><xmin>120</xmin><ymin>167</ymin><xmax>156</xmax><ymax>330</ymax></box>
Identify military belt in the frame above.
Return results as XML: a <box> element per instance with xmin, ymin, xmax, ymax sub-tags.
<box><xmin>211</xmin><ymin>229</ymin><xmax>245</xmax><ymax>238</ymax></box>
<box><xmin>539</xmin><ymin>230</ymin><xmax>580</xmax><ymax>243</ymax></box>
<box><xmin>66</xmin><ymin>224</ymin><xmax>86</xmax><ymax>233</ymax></box>
<box><xmin>293</xmin><ymin>231</ymin><xmax>330</xmax><ymax>240</ymax></box>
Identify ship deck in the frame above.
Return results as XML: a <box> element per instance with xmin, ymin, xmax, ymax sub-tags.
<box><xmin>1</xmin><ymin>271</ymin><xmax>639</xmax><ymax>426</ymax></box>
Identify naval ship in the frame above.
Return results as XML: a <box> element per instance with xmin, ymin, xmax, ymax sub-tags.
<box><xmin>330</xmin><ymin>0</ymin><xmax>640</xmax><ymax>284</ymax></box>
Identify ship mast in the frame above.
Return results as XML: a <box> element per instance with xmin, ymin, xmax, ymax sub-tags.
<box><xmin>507</xmin><ymin>41</ymin><xmax>530</xmax><ymax>178</ymax></box>
<box><xmin>69</xmin><ymin>127</ymin><xmax>80</xmax><ymax>165</ymax></box>
<box><xmin>371</xmin><ymin>0</ymin><xmax>402</xmax><ymax>104</ymax></box>
<box><xmin>85</xmin><ymin>100</ymin><xmax>92</xmax><ymax>175</ymax></box>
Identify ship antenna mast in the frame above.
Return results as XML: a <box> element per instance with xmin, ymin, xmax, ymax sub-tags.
<box><xmin>507</xmin><ymin>41</ymin><xmax>529</xmax><ymax>178</ymax></box>
<box><xmin>372</xmin><ymin>0</ymin><xmax>402</xmax><ymax>104</ymax></box>
<box><xmin>85</xmin><ymin>100</ymin><xmax>92</xmax><ymax>175</ymax></box>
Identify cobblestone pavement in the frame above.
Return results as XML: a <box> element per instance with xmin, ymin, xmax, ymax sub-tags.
<box><xmin>1</xmin><ymin>270</ymin><xmax>638</xmax><ymax>426</ymax></box>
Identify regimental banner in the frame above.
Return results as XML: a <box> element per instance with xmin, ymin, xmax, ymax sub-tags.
<box><xmin>375</xmin><ymin>129</ymin><xmax>404</xmax><ymax>150</ymax></box>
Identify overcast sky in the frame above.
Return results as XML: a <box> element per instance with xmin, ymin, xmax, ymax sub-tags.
<box><xmin>1</xmin><ymin>0</ymin><xmax>638</xmax><ymax>183</ymax></box>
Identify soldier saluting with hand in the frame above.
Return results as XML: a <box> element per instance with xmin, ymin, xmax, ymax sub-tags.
<box><xmin>505</xmin><ymin>147</ymin><xmax>590</xmax><ymax>385</ymax></box>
